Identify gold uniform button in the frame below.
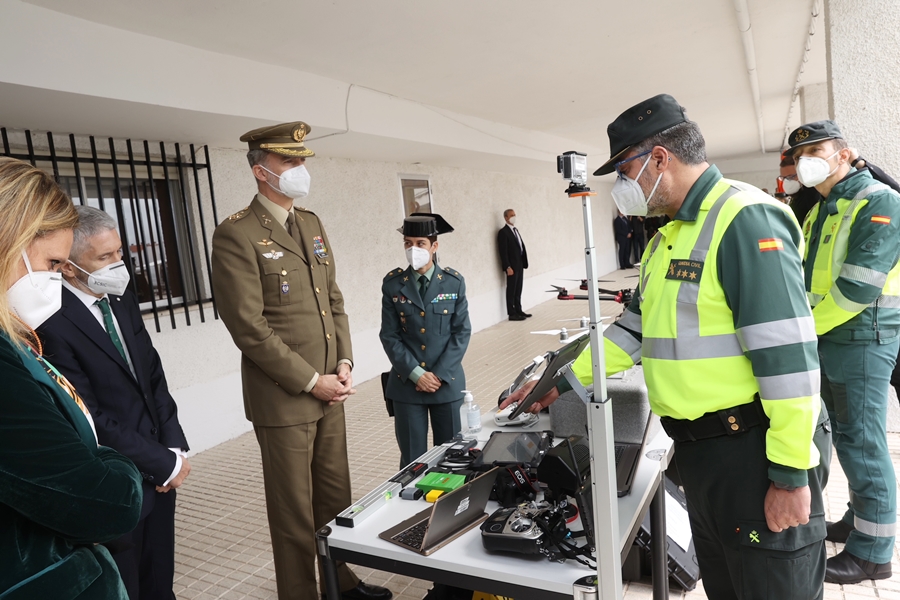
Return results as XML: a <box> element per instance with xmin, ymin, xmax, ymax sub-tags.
<box><xmin>315</xmin><ymin>287</ymin><xmax>320</xmax><ymax>293</ymax></box>
<box><xmin>400</xmin><ymin>311</ymin><xmax>405</xmax><ymax>316</ymax></box>
<box><xmin>727</xmin><ymin>416</ymin><xmax>736</xmax><ymax>424</ymax></box>
<box><xmin>420</xmin><ymin>328</ymin><xmax>426</xmax><ymax>334</ymax></box>
<box><xmin>310</xmin><ymin>265</ymin><xmax>315</xmax><ymax>270</ymax></box>
<box><xmin>326</xmin><ymin>333</ymin><xmax>332</xmax><ymax>340</ymax></box>
<box><xmin>325</xmin><ymin>260</ymin><xmax>330</xmax><ymax>265</ymax></box>
<box><xmin>275</xmin><ymin>382</ymin><xmax>279</xmax><ymax>386</ymax></box>
<box><xmin>281</xmin><ymin>270</ymin><xmax>287</xmax><ymax>276</ymax></box>
<box><xmin>321</xmin><ymin>310</ymin><xmax>327</xmax><ymax>316</ymax></box>
<box><xmin>420</xmin><ymin>311</ymin><xmax>425</xmax><ymax>317</ymax></box>
<box><xmin>421</xmin><ymin>345</ymin><xmax>426</xmax><ymax>350</ymax></box>
<box><xmin>443</xmin><ymin>309</ymin><xmax>448</xmax><ymax>314</ymax></box>
<box><xmin>420</xmin><ymin>362</ymin><xmax>426</xmax><ymax>367</ymax></box>
<box><xmin>730</xmin><ymin>423</ymin><xmax>739</xmax><ymax>431</ymax></box>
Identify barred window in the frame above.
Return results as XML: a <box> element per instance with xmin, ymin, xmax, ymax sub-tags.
<box><xmin>1</xmin><ymin>127</ymin><xmax>220</xmax><ymax>331</ymax></box>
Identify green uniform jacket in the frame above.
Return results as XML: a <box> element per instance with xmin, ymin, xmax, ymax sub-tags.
<box><xmin>212</xmin><ymin>197</ymin><xmax>352</xmax><ymax>426</ymax></box>
<box><xmin>569</xmin><ymin>167</ymin><xmax>821</xmax><ymax>488</ymax></box>
<box><xmin>0</xmin><ymin>334</ymin><xmax>142</xmax><ymax>600</ymax></box>
<box><xmin>380</xmin><ymin>264</ymin><xmax>471</xmax><ymax>405</ymax></box>
<box><xmin>802</xmin><ymin>168</ymin><xmax>900</xmax><ymax>340</ymax></box>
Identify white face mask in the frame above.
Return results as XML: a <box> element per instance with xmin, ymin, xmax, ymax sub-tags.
<box><xmin>796</xmin><ymin>150</ymin><xmax>840</xmax><ymax>188</ymax></box>
<box><xmin>262</xmin><ymin>164</ymin><xmax>311</xmax><ymax>199</ymax></box>
<box><xmin>7</xmin><ymin>250</ymin><xmax>63</xmax><ymax>329</ymax></box>
<box><xmin>782</xmin><ymin>178</ymin><xmax>802</xmax><ymax>195</ymax></box>
<box><xmin>610</xmin><ymin>155</ymin><xmax>662</xmax><ymax>217</ymax></box>
<box><xmin>507</xmin><ymin>216</ymin><xmax>516</xmax><ymax>226</ymax></box>
<box><xmin>71</xmin><ymin>260</ymin><xmax>130</xmax><ymax>296</ymax></box>
<box><xmin>406</xmin><ymin>246</ymin><xmax>432</xmax><ymax>270</ymax></box>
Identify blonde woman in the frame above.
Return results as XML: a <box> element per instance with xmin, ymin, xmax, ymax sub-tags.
<box><xmin>0</xmin><ymin>157</ymin><xmax>142</xmax><ymax>600</ymax></box>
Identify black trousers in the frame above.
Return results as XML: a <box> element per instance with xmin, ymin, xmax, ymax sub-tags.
<box><xmin>674</xmin><ymin>403</ymin><xmax>831</xmax><ymax>599</ymax></box>
<box><xmin>505</xmin><ymin>270</ymin><xmax>523</xmax><ymax>316</ymax></box>
<box><xmin>616</xmin><ymin>237</ymin><xmax>631</xmax><ymax>268</ymax></box>
<box><xmin>111</xmin><ymin>488</ymin><xmax>177</xmax><ymax>600</ymax></box>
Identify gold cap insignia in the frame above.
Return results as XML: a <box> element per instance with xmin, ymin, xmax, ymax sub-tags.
<box><xmin>240</xmin><ymin>121</ymin><xmax>314</xmax><ymax>157</ymax></box>
<box><xmin>795</xmin><ymin>129</ymin><xmax>810</xmax><ymax>142</ymax></box>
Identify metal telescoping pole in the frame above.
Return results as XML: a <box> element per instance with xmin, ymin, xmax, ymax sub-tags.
<box><xmin>578</xmin><ymin>193</ymin><xmax>622</xmax><ymax>600</ymax></box>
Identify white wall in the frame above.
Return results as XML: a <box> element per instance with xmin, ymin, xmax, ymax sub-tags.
<box><xmin>152</xmin><ymin>150</ymin><xmax>618</xmax><ymax>453</ymax></box>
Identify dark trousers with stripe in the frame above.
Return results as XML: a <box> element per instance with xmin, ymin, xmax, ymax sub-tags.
<box><xmin>820</xmin><ymin>337</ymin><xmax>898</xmax><ymax>563</ymax></box>
<box><xmin>674</xmin><ymin>401</ymin><xmax>831</xmax><ymax>599</ymax></box>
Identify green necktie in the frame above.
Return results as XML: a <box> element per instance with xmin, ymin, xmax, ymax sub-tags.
<box><xmin>95</xmin><ymin>298</ymin><xmax>128</xmax><ymax>362</ymax></box>
<box><xmin>418</xmin><ymin>274</ymin><xmax>428</xmax><ymax>299</ymax></box>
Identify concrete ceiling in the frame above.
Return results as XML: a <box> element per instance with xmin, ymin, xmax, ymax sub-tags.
<box><xmin>13</xmin><ymin>0</ymin><xmax>827</xmax><ymax>172</ymax></box>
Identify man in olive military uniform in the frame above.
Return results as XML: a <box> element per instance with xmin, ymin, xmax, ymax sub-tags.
<box><xmin>211</xmin><ymin>122</ymin><xmax>391</xmax><ymax>600</ymax></box>
<box><xmin>380</xmin><ymin>214</ymin><xmax>471</xmax><ymax>467</ymax></box>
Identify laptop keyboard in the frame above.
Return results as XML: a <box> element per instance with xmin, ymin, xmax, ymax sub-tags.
<box><xmin>614</xmin><ymin>444</ymin><xmax>625</xmax><ymax>465</ymax></box>
<box><xmin>391</xmin><ymin>518</ymin><xmax>429</xmax><ymax>549</ymax></box>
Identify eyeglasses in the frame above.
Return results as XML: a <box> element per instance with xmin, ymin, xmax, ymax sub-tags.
<box><xmin>614</xmin><ymin>150</ymin><xmax>652</xmax><ymax>178</ymax></box>
<box><xmin>777</xmin><ymin>175</ymin><xmax>798</xmax><ymax>182</ymax></box>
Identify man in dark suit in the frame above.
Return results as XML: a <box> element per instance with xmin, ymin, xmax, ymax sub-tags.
<box><xmin>613</xmin><ymin>211</ymin><xmax>634</xmax><ymax>269</ymax></box>
<box><xmin>497</xmin><ymin>208</ymin><xmax>530</xmax><ymax>321</ymax></box>
<box><xmin>38</xmin><ymin>206</ymin><xmax>189</xmax><ymax>600</ymax></box>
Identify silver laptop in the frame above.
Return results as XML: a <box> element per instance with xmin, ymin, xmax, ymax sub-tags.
<box><xmin>379</xmin><ymin>468</ymin><xmax>499</xmax><ymax>556</ymax></box>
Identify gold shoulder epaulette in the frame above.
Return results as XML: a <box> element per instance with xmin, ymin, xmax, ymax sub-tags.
<box><xmin>228</xmin><ymin>207</ymin><xmax>249</xmax><ymax>222</ymax></box>
<box><xmin>384</xmin><ymin>267</ymin><xmax>405</xmax><ymax>280</ymax></box>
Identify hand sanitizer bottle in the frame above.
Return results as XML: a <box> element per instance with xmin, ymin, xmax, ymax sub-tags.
<box><xmin>464</xmin><ymin>391</ymin><xmax>481</xmax><ymax>438</ymax></box>
<box><xmin>459</xmin><ymin>390</ymin><xmax>471</xmax><ymax>438</ymax></box>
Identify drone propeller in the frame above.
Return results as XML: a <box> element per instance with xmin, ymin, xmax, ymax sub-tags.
<box><xmin>597</xmin><ymin>274</ymin><xmax>638</xmax><ymax>282</ymax></box>
<box><xmin>557</xmin><ymin>316</ymin><xmax>611</xmax><ymax>322</ymax></box>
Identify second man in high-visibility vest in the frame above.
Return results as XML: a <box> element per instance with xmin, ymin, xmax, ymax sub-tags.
<box><xmin>503</xmin><ymin>94</ymin><xmax>831</xmax><ymax>599</ymax></box>
<box><xmin>785</xmin><ymin>120</ymin><xmax>900</xmax><ymax>585</ymax></box>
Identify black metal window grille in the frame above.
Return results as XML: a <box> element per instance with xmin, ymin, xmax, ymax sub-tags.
<box><xmin>1</xmin><ymin>127</ymin><xmax>220</xmax><ymax>331</ymax></box>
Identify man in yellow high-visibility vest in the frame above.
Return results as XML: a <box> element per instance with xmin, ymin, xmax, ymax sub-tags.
<box><xmin>785</xmin><ymin>120</ymin><xmax>900</xmax><ymax>584</ymax></box>
<box><xmin>504</xmin><ymin>94</ymin><xmax>831</xmax><ymax>599</ymax></box>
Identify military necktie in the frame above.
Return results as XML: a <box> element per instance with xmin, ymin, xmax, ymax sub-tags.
<box><xmin>418</xmin><ymin>274</ymin><xmax>428</xmax><ymax>300</ymax></box>
<box><xmin>95</xmin><ymin>298</ymin><xmax>128</xmax><ymax>362</ymax></box>
<box><xmin>287</xmin><ymin>211</ymin><xmax>303</xmax><ymax>248</ymax></box>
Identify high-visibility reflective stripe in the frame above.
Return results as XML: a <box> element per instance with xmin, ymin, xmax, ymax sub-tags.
<box><xmin>605</xmin><ymin>324</ymin><xmax>642</xmax><ymax>363</ymax></box>
<box><xmin>737</xmin><ymin>316</ymin><xmax>817</xmax><ymax>352</ymax></box>
<box><xmin>873</xmin><ymin>294</ymin><xmax>900</xmax><ymax>308</ymax></box>
<box><xmin>854</xmin><ymin>516</ymin><xmax>896</xmax><ymax>538</ymax></box>
<box><xmin>854</xmin><ymin>183</ymin><xmax>890</xmax><ymax>201</ymax></box>
<box><xmin>640</xmin><ymin>234</ymin><xmax>663</xmax><ymax>302</ymax></box>
<box><xmin>642</xmin><ymin>334</ymin><xmax>745</xmax><ymax>360</ymax></box>
<box><xmin>617</xmin><ymin>309</ymin><xmax>642</xmax><ymax>333</ymax></box>
<box><xmin>840</xmin><ymin>263</ymin><xmax>888</xmax><ymax>287</ymax></box>
<box><xmin>832</xmin><ymin>285</ymin><xmax>870</xmax><ymax>313</ymax></box>
<box><xmin>756</xmin><ymin>369</ymin><xmax>820</xmax><ymax>400</ymax></box>
<box><xmin>808</xmin><ymin>292</ymin><xmax>825</xmax><ymax>307</ymax></box>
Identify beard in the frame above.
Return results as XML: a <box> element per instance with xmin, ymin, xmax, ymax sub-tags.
<box><xmin>638</xmin><ymin>168</ymin><xmax>670</xmax><ymax>217</ymax></box>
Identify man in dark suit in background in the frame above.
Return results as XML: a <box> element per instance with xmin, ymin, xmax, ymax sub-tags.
<box><xmin>497</xmin><ymin>208</ymin><xmax>530</xmax><ymax>321</ymax></box>
<box><xmin>613</xmin><ymin>211</ymin><xmax>634</xmax><ymax>269</ymax></box>
<box><xmin>39</xmin><ymin>206</ymin><xmax>189</xmax><ymax>600</ymax></box>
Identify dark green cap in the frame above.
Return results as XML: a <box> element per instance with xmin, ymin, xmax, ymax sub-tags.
<box><xmin>593</xmin><ymin>94</ymin><xmax>689</xmax><ymax>176</ymax></box>
<box><xmin>398</xmin><ymin>213</ymin><xmax>454</xmax><ymax>237</ymax></box>
<box><xmin>784</xmin><ymin>120</ymin><xmax>844</xmax><ymax>156</ymax></box>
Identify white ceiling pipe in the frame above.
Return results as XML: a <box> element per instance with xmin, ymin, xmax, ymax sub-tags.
<box><xmin>733</xmin><ymin>0</ymin><xmax>767</xmax><ymax>154</ymax></box>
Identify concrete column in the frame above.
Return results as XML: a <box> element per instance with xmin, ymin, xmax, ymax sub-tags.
<box><xmin>825</xmin><ymin>0</ymin><xmax>900</xmax><ymax>177</ymax></box>
<box><xmin>799</xmin><ymin>82</ymin><xmax>829</xmax><ymax>124</ymax></box>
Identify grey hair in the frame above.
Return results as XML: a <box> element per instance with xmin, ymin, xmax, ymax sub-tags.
<box><xmin>71</xmin><ymin>205</ymin><xmax>118</xmax><ymax>261</ymax></box>
<box><xmin>503</xmin><ymin>208</ymin><xmax>514</xmax><ymax>219</ymax></box>
<box><xmin>246</xmin><ymin>149</ymin><xmax>271</xmax><ymax>168</ymax></box>
<box><xmin>632</xmin><ymin>120</ymin><xmax>707</xmax><ymax>166</ymax></box>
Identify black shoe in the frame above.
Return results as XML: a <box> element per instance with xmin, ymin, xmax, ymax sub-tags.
<box><xmin>509</xmin><ymin>315</ymin><xmax>526</xmax><ymax>321</ymax></box>
<box><xmin>826</xmin><ymin>519</ymin><xmax>855</xmax><ymax>544</ymax></box>
<box><xmin>825</xmin><ymin>550</ymin><xmax>891</xmax><ymax>584</ymax></box>
<box><xmin>323</xmin><ymin>581</ymin><xmax>393</xmax><ymax>600</ymax></box>
<box><xmin>519</xmin><ymin>312</ymin><xmax>533</xmax><ymax>318</ymax></box>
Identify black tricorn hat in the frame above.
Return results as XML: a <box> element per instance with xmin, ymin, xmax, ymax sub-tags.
<box><xmin>398</xmin><ymin>213</ymin><xmax>454</xmax><ymax>236</ymax></box>
<box><xmin>593</xmin><ymin>94</ymin><xmax>689</xmax><ymax>176</ymax></box>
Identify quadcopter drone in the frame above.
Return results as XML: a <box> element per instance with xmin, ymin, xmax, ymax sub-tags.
<box><xmin>546</xmin><ymin>284</ymin><xmax>633</xmax><ymax>306</ymax></box>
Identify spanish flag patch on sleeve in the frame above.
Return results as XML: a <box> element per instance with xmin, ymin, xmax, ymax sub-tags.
<box><xmin>758</xmin><ymin>238</ymin><xmax>784</xmax><ymax>252</ymax></box>
<box><xmin>871</xmin><ymin>215</ymin><xmax>892</xmax><ymax>225</ymax></box>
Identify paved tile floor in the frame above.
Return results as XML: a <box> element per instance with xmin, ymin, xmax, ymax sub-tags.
<box><xmin>172</xmin><ymin>268</ymin><xmax>900</xmax><ymax>599</ymax></box>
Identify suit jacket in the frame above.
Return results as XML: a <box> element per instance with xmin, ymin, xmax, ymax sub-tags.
<box><xmin>211</xmin><ymin>196</ymin><xmax>352</xmax><ymax>426</ymax></box>
<box><xmin>613</xmin><ymin>216</ymin><xmax>632</xmax><ymax>241</ymax></box>
<box><xmin>380</xmin><ymin>264</ymin><xmax>471</xmax><ymax>405</ymax></box>
<box><xmin>497</xmin><ymin>225</ymin><xmax>528</xmax><ymax>272</ymax></box>
<box><xmin>0</xmin><ymin>333</ymin><xmax>142</xmax><ymax>600</ymax></box>
<box><xmin>38</xmin><ymin>288</ymin><xmax>188</xmax><ymax>518</ymax></box>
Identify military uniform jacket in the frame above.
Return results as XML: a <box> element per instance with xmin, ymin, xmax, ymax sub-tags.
<box><xmin>212</xmin><ymin>196</ymin><xmax>351</xmax><ymax>426</ymax></box>
<box><xmin>380</xmin><ymin>263</ymin><xmax>471</xmax><ymax>405</ymax></box>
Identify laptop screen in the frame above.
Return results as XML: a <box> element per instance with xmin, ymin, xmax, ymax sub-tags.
<box><xmin>421</xmin><ymin>468</ymin><xmax>498</xmax><ymax>549</ymax></box>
